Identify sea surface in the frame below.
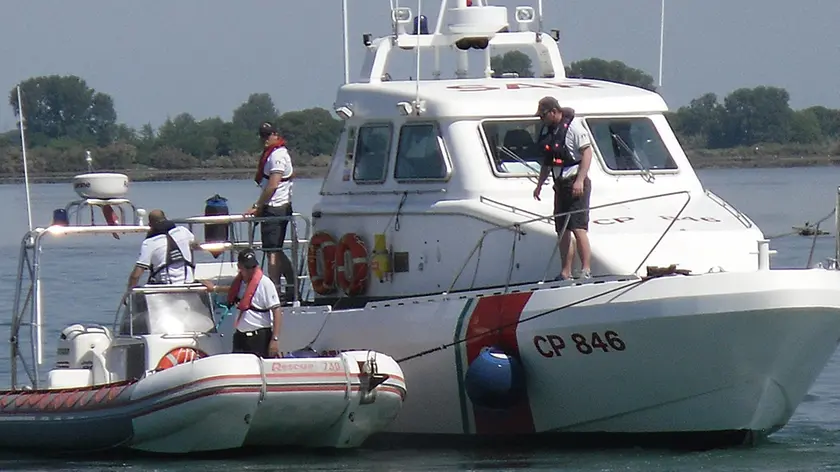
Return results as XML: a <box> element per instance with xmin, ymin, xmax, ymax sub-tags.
<box><xmin>0</xmin><ymin>166</ymin><xmax>839</xmax><ymax>471</ymax></box>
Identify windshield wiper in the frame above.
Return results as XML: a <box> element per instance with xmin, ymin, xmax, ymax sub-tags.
<box><xmin>610</xmin><ymin>132</ymin><xmax>655</xmax><ymax>183</ymax></box>
<box><xmin>497</xmin><ymin>145</ymin><xmax>541</xmax><ymax>180</ymax></box>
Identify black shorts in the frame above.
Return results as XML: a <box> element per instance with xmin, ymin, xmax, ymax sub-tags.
<box><xmin>260</xmin><ymin>203</ymin><xmax>292</xmax><ymax>250</ymax></box>
<box><xmin>232</xmin><ymin>327</ymin><xmax>272</xmax><ymax>357</ymax></box>
<box><xmin>553</xmin><ymin>176</ymin><xmax>591</xmax><ymax>233</ymax></box>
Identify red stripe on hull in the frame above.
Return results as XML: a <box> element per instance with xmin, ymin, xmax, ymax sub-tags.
<box><xmin>464</xmin><ymin>292</ymin><xmax>535</xmax><ymax>434</ymax></box>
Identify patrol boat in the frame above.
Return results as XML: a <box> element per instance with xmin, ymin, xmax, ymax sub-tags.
<box><xmin>248</xmin><ymin>0</ymin><xmax>840</xmax><ymax>449</ymax></box>
<box><xmin>5</xmin><ymin>173</ymin><xmax>406</xmax><ymax>455</ymax></box>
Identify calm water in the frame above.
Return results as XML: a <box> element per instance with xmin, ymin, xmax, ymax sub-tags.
<box><xmin>1</xmin><ymin>167</ymin><xmax>840</xmax><ymax>471</ymax></box>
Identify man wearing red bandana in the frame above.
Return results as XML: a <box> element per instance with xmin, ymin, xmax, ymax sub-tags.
<box><xmin>244</xmin><ymin>122</ymin><xmax>297</xmax><ymax>302</ymax></box>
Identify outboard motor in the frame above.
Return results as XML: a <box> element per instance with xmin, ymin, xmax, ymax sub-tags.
<box><xmin>204</xmin><ymin>194</ymin><xmax>229</xmax><ymax>258</ymax></box>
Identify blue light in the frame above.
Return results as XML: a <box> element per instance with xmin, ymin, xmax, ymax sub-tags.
<box><xmin>52</xmin><ymin>209</ymin><xmax>69</xmax><ymax>226</ymax></box>
<box><xmin>413</xmin><ymin>15</ymin><xmax>429</xmax><ymax>35</ymax></box>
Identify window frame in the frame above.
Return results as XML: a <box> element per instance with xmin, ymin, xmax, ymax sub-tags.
<box><xmin>352</xmin><ymin>122</ymin><xmax>394</xmax><ymax>185</ymax></box>
<box><xmin>583</xmin><ymin>115</ymin><xmax>681</xmax><ymax>176</ymax></box>
<box><xmin>392</xmin><ymin>121</ymin><xmax>453</xmax><ymax>183</ymax></box>
<box><xmin>478</xmin><ymin>116</ymin><xmax>546</xmax><ymax>179</ymax></box>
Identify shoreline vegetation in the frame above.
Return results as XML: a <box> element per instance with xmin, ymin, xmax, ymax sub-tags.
<box><xmin>6</xmin><ymin>55</ymin><xmax>840</xmax><ymax>185</ymax></box>
<box><xmin>2</xmin><ymin>149</ymin><xmax>838</xmax><ymax>185</ymax></box>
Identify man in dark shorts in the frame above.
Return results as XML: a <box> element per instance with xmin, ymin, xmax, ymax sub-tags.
<box><xmin>244</xmin><ymin>122</ymin><xmax>297</xmax><ymax>301</ymax></box>
<box><xmin>532</xmin><ymin>96</ymin><xmax>593</xmax><ymax>281</ymax></box>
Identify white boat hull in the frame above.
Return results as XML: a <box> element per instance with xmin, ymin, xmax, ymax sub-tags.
<box><xmin>0</xmin><ymin>352</ymin><xmax>406</xmax><ymax>454</ymax></box>
<box><xmin>269</xmin><ymin>268</ymin><xmax>840</xmax><ymax>448</ymax></box>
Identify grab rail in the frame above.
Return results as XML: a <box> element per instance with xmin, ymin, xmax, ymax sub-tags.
<box><xmin>447</xmin><ymin>190</ymin><xmax>692</xmax><ymax>293</ymax></box>
<box><xmin>705</xmin><ymin>190</ymin><xmax>753</xmax><ymax>229</ymax></box>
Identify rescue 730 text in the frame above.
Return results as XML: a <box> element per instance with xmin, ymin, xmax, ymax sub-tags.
<box><xmin>533</xmin><ymin>331</ymin><xmax>626</xmax><ymax>357</ymax></box>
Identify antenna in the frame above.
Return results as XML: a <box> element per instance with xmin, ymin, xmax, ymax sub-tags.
<box><xmin>414</xmin><ymin>0</ymin><xmax>422</xmax><ymax>113</ymax></box>
<box><xmin>16</xmin><ymin>85</ymin><xmax>33</xmax><ymax>232</ymax></box>
<box><xmin>342</xmin><ymin>0</ymin><xmax>350</xmax><ymax>84</ymax></box>
<box><xmin>85</xmin><ymin>150</ymin><xmax>93</xmax><ymax>172</ymax></box>
<box><xmin>658</xmin><ymin>0</ymin><xmax>665</xmax><ymax>88</ymax></box>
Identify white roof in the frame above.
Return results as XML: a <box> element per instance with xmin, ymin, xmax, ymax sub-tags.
<box><xmin>336</xmin><ymin>77</ymin><xmax>668</xmax><ymax>120</ymax></box>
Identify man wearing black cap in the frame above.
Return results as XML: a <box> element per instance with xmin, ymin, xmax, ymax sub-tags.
<box><xmin>244</xmin><ymin>121</ymin><xmax>297</xmax><ymax>302</ymax></box>
<box><xmin>533</xmin><ymin>96</ymin><xmax>593</xmax><ymax>281</ymax></box>
<box><xmin>207</xmin><ymin>249</ymin><xmax>283</xmax><ymax>357</ymax></box>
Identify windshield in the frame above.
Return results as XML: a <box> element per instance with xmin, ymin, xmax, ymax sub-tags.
<box><xmin>119</xmin><ymin>290</ymin><xmax>216</xmax><ymax>336</ymax></box>
<box><xmin>586</xmin><ymin>117</ymin><xmax>678</xmax><ymax>172</ymax></box>
<box><xmin>480</xmin><ymin>116</ymin><xmax>678</xmax><ymax>177</ymax></box>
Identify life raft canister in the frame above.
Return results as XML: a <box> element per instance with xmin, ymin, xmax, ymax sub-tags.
<box><xmin>335</xmin><ymin>233</ymin><xmax>369</xmax><ymax>297</ymax></box>
<box><xmin>156</xmin><ymin>347</ymin><xmax>207</xmax><ymax>371</ymax></box>
<box><xmin>307</xmin><ymin>231</ymin><xmax>338</xmax><ymax>295</ymax></box>
<box><xmin>204</xmin><ymin>194</ymin><xmax>229</xmax><ymax>258</ymax></box>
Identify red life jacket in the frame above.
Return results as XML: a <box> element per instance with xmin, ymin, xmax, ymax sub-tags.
<box><xmin>227</xmin><ymin>267</ymin><xmax>265</xmax><ymax>312</ymax></box>
<box><xmin>254</xmin><ymin>139</ymin><xmax>287</xmax><ymax>185</ymax></box>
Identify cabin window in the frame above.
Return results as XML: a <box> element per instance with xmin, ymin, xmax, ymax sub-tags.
<box><xmin>394</xmin><ymin>123</ymin><xmax>449</xmax><ymax>181</ymax></box>
<box><xmin>480</xmin><ymin>118</ymin><xmax>544</xmax><ymax>176</ymax></box>
<box><xmin>353</xmin><ymin>124</ymin><xmax>392</xmax><ymax>183</ymax></box>
<box><xmin>586</xmin><ymin>117</ymin><xmax>678</xmax><ymax>172</ymax></box>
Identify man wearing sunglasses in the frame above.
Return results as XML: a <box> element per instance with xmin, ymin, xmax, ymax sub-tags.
<box><xmin>532</xmin><ymin>96</ymin><xmax>593</xmax><ymax>281</ymax></box>
<box><xmin>244</xmin><ymin>121</ymin><xmax>297</xmax><ymax>302</ymax></box>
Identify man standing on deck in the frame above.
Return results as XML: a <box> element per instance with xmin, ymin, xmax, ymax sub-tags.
<box><xmin>203</xmin><ymin>249</ymin><xmax>282</xmax><ymax>358</ymax></box>
<box><xmin>244</xmin><ymin>121</ymin><xmax>298</xmax><ymax>302</ymax></box>
<box><xmin>126</xmin><ymin>209</ymin><xmax>199</xmax><ymax>289</ymax></box>
<box><xmin>532</xmin><ymin>96</ymin><xmax>593</xmax><ymax>281</ymax></box>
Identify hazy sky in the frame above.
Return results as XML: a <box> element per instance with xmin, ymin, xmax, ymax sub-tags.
<box><xmin>2</xmin><ymin>0</ymin><xmax>838</xmax><ymax>132</ymax></box>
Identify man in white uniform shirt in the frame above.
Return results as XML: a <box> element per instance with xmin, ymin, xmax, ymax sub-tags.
<box><xmin>224</xmin><ymin>249</ymin><xmax>283</xmax><ymax>358</ymax></box>
<box><xmin>126</xmin><ymin>209</ymin><xmax>198</xmax><ymax>289</ymax></box>
<box><xmin>245</xmin><ymin>122</ymin><xmax>297</xmax><ymax>302</ymax></box>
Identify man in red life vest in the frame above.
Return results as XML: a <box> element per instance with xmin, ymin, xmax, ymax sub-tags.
<box><xmin>532</xmin><ymin>96</ymin><xmax>593</xmax><ymax>281</ymax></box>
<box><xmin>215</xmin><ymin>249</ymin><xmax>283</xmax><ymax>358</ymax></box>
<box><xmin>244</xmin><ymin>122</ymin><xmax>297</xmax><ymax>302</ymax></box>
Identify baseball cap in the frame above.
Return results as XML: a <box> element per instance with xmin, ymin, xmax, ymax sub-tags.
<box><xmin>258</xmin><ymin>122</ymin><xmax>277</xmax><ymax>139</ymax></box>
<box><xmin>238</xmin><ymin>249</ymin><xmax>259</xmax><ymax>269</ymax></box>
<box><xmin>535</xmin><ymin>96</ymin><xmax>561</xmax><ymax>116</ymax></box>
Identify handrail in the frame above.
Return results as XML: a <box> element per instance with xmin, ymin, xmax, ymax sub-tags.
<box><xmin>705</xmin><ymin>190</ymin><xmax>753</xmax><ymax>229</ymax></box>
<box><xmin>479</xmin><ymin>196</ymin><xmax>550</xmax><ymax>223</ymax></box>
<box><xmin>447</xmin><ymin>189</ymin><xmax>692</xmax><ymax>293</ymax></box>
<box><xmin>8</xmin><ymin>212</ymin><xmax>313</xmax><ymax>390</ymax></box>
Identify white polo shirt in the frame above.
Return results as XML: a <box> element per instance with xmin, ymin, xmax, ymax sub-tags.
<box><xmin>552</xmin><ymin>118</ymin><xmax>592</xmax><ymax>180</ymax></box>
<box><xmin>136</xmin><ymin>226</ymin><xmax>195</xmax><ymax>284</ymax></box>
<box><xmin>260</xmin><ymin>147</ymin><xmax>293</xmax><ymax>207</ymax></box>
<box><xmin>235</xmin><ymin>274</ymin><xmax>282</xmax><ymax>332</ymax></box>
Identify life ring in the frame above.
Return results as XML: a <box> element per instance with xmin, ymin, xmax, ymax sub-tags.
<box><xmin>156</xmin><ymin>347</ymin><xmax>206</xmax><ymax>371</ymax></box>
<box><xmin>335</xmin><ymin>233</ymin><xmax>369</xmax><ymax>296</ymax></box>
<box><xmin>307</xmin><ymin>231</ymin><xmax>338</xmax><ymax>295</ymax></box>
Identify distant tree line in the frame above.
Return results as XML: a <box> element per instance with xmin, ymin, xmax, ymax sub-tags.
<box><xmin>2</xmin><ymin>55</ymin><xmax>838</xmax><ymax>175</ymax></box>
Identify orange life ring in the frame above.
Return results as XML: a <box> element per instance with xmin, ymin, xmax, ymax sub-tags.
<box><xmin>335</xmin><ymin>233</ymin><xmax>369</xmax><ymax>296</ymax></box>
<box><xmin>307</xmin><ymin>231</ymin><xmax>338</xmax><ymax>295</ymax></box>
<box><xmin>156</xmin><ymin>347</ymin><xmax>207</xmax><ymax>371</ymax></box>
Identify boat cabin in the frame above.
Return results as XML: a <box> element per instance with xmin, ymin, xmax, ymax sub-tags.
<box><xmin>308</xmin><ymin>0</ymin><xmax>765</xmax><ymax>307</ymax></box>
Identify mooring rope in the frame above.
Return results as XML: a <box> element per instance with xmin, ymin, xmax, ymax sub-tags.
<box><xmin>395</xmin><ymin>270</ymin><xmax>689</xmax><ymax>364</ymax></box>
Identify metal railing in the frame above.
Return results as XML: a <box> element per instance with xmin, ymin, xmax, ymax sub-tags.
<box><xmin>447</xmin><ymin>190</ymin><xmax>692</xmax><ymax>293</ymax></box>
<box><xmin>8</xmin><ymin>212</ymin><xmax>312</xmax><ymax>390</ymax></box>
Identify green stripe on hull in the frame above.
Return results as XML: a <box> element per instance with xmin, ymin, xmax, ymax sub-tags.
<box><xmin>453</xmin><ymin>298</ymin><xmax>475</xmax><ymax>435</ymax></box>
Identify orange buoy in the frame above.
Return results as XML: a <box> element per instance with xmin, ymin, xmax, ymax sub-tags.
<box><xmin>335</xmin><ymin>233</ymin><xmax>369</xmax><ymax>297</ymax></box>
<box><xmin>307</xmin><ymin>231</ymin><xmax>338</xmax><ymax>295</ymax></box>
<box><xmin>156</xmin><ymin>347</ymin><xmax>206</xmax><ymax>371</ymax></box>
